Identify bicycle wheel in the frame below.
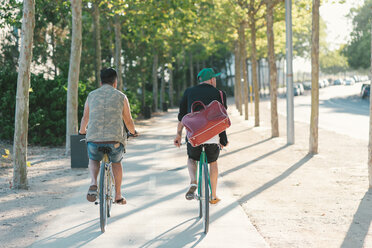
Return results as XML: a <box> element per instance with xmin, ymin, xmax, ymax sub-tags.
<box><xmin>99</xmin><ymin>161</ymin><xmax>107</xmax><ymax>233</ymax></box>
<box><xmin>201</xmin><ymin>161</ymin><xmax>209</xmax><ymax>234</ymax></box>
<box><xmin>107</xmin><ymin>167</ymin><xmax>114</xmax><ymax>218</ymax></box>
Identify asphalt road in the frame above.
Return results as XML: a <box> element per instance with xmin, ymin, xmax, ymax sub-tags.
<box><xmin>275</xmin><ymin>82</ymin><xmax>369</xmax><ymax>141</ymax></box>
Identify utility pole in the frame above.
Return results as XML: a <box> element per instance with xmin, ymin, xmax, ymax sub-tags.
<box><xmin>285</xmin><ymin>0</ymin><xmax>294</xmax><ymax>144</ymax></box>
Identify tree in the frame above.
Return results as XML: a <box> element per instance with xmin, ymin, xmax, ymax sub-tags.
<box><xmin>309</xmin><ymin>0</ymin><xmax>319</xmax><ymax>154</ymax></box>
<box><xmin>247</xmin><ymin>0</ymin><xmax>265</xmax><ymax>126</ymax></box>
<box><xmin>13</xmin><ymin>0</ymin><xmax>35</xmax><ymax>189</ymax></box>
<box><xmin>114</xmin><ymin>14</ymin><xmax>123</xmax><ymax>91</ymax></box>
<box><xmin>239</xmin><ymin>21</ymin><xmax>249</xmax><ymax>120</ymax></box>
<box><xmin>343</xmin><ymin>0</ymin><xmax>372</xmax><ymax>69</ymax></box>
<box><xmin>65</xmin><ymin>0</ymin><xmax>82</xmax><ymax>154</ymax></box>
<box><xmin>266</xmin><ymin>0</ymin><xmax>281</xmax><ymax>137</ymax></box>
<box><xmin>320</xmin><ymin>47</ymin><xmax>348</xmax><ymax>74</ymax></box>
<box><xmin>368</xmin><ymin>6</ymin><xmax>372</xmax><ymax>188</ymax></box>
<box><xmin>92</xmin><ymin>0</ymin><xmax>102</xmax><ymax>87</ymax></box>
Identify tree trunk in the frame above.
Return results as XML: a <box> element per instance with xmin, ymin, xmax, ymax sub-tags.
<box><xmin>152</xmin><ymin>52</ymin><xmax>158</xmax><ymax>112</ymax></box>
<box><xmin>249</xmin><ymin>20</ymin><xmax>260</xmax><ymax>126</ymax></box>
<box><xmin>114</xmin><ymin>14</ymin><xmax>122</xmax><ymax>91</ymax></box>
<box><xmin>13</xmin><ymin>0</ymin><xmax>35</xmax><ymax>189</ymax></box>
<box><xmin>160</xmin><ymin>66</ymin><xmax>165</xmax><ymax>110</ymax></box>
<box><xmin>266</xmin><ymin>2</ymin><xmax>279</xmax><ymax>137</ymax></box>
<box><xmin>309</xmin><ymin>0</ymin><xmax>320</xmax><ymax>154</ymax></box>
<box><xmin>182</xmin><ymin>48</ymin><xmax>186</xmax><ymax>91</ymax></box>
<box><xmin>65</xmin><ymin>0</ymin><xmax>82</xmax><ymax>155</ymax></box>
<box><xmin>169</xmin><ymin>61</ymin><xmax>174</xmax><ymax>107</ymax></box>
<box><xmin>234</xmin><ymin>40</ymin><xmax>241</xmax><ymax>111</ymax></box>
<box><xmin>240</xmin><ymin>21</ymin><xmax>249</xmax><ymax>120</ymax></box>
<box><xmin>196</xmin><ymin>58</ymin><xmax>200</xmax><ymax>76</ymax></box>
<box><xmin>92</xmin><ymin>0</ymin><xmax>101</xmax><ymax>88</ymax></box>
<box><xmin>189</xmin><ymin>53</ymin><xmax>194</xmax><ymax>86</ymax></box>
<box><xmin>368</xmin><ymin>6</ymin><xmax>372</xmax><ymax>187</ymax></box>
<box><xmin>237</xmin><ymin>25</ymin><xmax>244</xmax><ymax>115</ymax></box>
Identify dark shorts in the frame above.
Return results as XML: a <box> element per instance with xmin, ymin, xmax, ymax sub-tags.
<box><xmin>87</xmin><ymin>142</ymin><xmax>124</xmax><ymax>163</ymax></box>
<box><xmin>187</xmin><ymin>142</ymin><xmax>220</xmax><ymax>163</ymax></box>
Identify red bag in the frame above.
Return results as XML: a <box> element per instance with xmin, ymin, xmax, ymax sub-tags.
<box><xmin>181</xmin><ymin>92</ymin><xmax>231</xmax><ymax>147</ymax></box>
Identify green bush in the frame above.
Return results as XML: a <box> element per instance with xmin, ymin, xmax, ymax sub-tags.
<box><xmin>123</xmin><ymin>89</ymin><xmax>141</xmax><ymax>119</ymax></box>
<box><xmin>0</xmin><ymin>69</ymin><xmax>91</xmax><ymax>146</ymax></box>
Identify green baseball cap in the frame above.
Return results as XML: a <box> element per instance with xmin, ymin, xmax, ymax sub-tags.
<box><xmin>197</xmin><ymin>68</ymin><xmax>221</xmax><ymax>82</ymax></box>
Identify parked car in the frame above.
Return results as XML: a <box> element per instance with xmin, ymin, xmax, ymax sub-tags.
<box><xmin>344</xmin><ymin>78</ymin><xmax>355</xmax><ymax>85</ymax></box>
<box><xmin>302</xmin><ymin>81</ymin><xmax>311</xmax><ymax>90</ymax></box>
<box><xmin>333</xmin><ymin>79</ymin><xmax>344</xmax><ymax>85</ymax></box>
<box><xmin>323</xmin><ymin>79</ymin><xmax>330</xmax><ymax>87</ymax></box>
<box><xmin>361</xmin><ymin>84</ymin><xmax>370</xmax><ymax>99</ymax></box>
<box><xmin>293</xmin><ymin>83</ymin><xmax>304</xmax><ymax>96</ymax></box>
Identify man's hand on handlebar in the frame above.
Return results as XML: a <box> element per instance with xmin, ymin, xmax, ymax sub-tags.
<box><xmin>127</xmin><ymin>130</ymin><xmax>139</xmax><ymax>138</ymax></box>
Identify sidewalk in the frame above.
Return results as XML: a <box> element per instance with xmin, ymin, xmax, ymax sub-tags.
<box><xmin>30</xmin><ymin>108</ymin><xmax>269</xmax><ymax>247</ymax></box>
<box><xmin>220</xmin><ymin>97</ymin><xmax>372</xmax><ymax>248</ymax></box>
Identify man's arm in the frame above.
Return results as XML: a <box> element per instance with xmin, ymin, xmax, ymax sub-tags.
<box><xmin>122</xmin><ymin>96</ymin><xmax>136</xmax><ymax>134</ymax></box>
<box><xmin>174</xmin><ymin>121</ymin><xmax>184</xmax><ymax>147</ymax></box>
<box><xmin>79</xmin><ymin>100</ymin><xmax>89</xmax><ymax>134</ymax></box>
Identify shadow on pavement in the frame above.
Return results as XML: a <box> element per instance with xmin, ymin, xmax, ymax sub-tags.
<box><xmin>139</xmin><ymin>217</ymin><xmax>205</xmax><ymax>248</ymax></box>
<box><xmin>219</xmin><ymin>137</ymin><xmax>272</xmax><ymax>159</ymax></box>
<box><xmin>220</xmin><ymin>143</ymin><xmax>288</xmax><ymax>177</ymax></box>
<box><xmin>31</xmin><ymin>218</ymin><xmax>101</xmax><ymax>248</ymax></box>
<box><xmin>341</xmin><ymin>190</ymin><xmax>372</xmax><ymax>248</ymax></box>
<box><xmin>212</xmin><ymin>154</ymin><xmax>313</xmax><ymax>222</ymax></box>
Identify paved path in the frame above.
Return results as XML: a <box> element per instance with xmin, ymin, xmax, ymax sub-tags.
<box><xmin>31</xmin><ymin>109</ymin><xmax>269</xmax><ymax>248</ymax></box>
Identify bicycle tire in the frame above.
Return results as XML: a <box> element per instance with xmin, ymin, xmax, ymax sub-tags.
<box><xmin>202</xmin><ymin>161</ymin><xmax>209</xmax><ymax>234</ymax></box>
<box><xmin>99</xmin><ymin>161</ymin><xmax>107</xmax><ymax>233</ymax></box>
<box><xmin>107</xmin><ymin>167</ymin><xmax>114</xmax><ymax>218</ymax></box>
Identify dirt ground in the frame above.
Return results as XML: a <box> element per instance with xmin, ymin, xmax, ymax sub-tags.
<box><xmin>1</xmin><ymin>100</ymin><xmax>372</xmax><ymax>248</ymax></box>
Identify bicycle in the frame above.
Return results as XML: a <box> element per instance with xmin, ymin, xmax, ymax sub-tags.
<box><xmin>196</xmin><ymin>144</ymin><xmax>211</xmax><ymax>234</ymax></box>
<box><xmin>97</xmin><ymin>146</ymin><xmax>115</xmax><ymax>233</ymax></box>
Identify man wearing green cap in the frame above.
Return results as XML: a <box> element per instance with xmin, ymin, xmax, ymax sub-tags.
<box><xmin>174</xmin><ymin>68</ymin><xmax>228</xmax><ymax>205</ymax></box>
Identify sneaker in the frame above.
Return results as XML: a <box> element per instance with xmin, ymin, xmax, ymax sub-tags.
<box><xmin>185</xmin><ymin>184</ymin><xmax>197</xmax><ymax>200</ymax></box>
<box><xmin>209</xmin><ymin>197</ymin><xmax>221</xmax><ymax>204</ymax></box>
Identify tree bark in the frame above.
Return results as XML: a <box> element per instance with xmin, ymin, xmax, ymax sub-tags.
<box><xmin>234</xmin><ymin>40</ymin><xmax>241</xmax><ymax>112</ymax></box>
<box><xmin>13</xmin><ymin>0</ymin><xmax>35</xmax><ymax>189</ymax></box>
<box><xmin>309</xmin><ymin>0</ymin><xmax>320</xmax><ymax>154</ymax></box>
<box><xmin>189</xmin><ymin>52</ymin><xmax>194</xmax><ymax>86</ymax></box>
<box><xmin>240</xmin><ymin>21</ymin><xmax>249</xmax><ymax>120</ymax></box>
<box><xmin>249</xmin><ymin>19</ymin><xmax>260</xmax><ymax>126</ymax></box>
<box><xmin>65</xmin><ymin>0</ymin><xmax>82</xmax><ymax>154</ymax></box>
<box><xmin>266</xmin><ymin>1</ymin><xmax>279</xmax><ymax>137</ymax></box>
<box><xmin>92</xmin><ymin>0</ymin><xmax>101</xmax><ymax>88</ymax></box>
<box><xmin>152</xmin><ymin>52</ymin><xmax>158</xmax><ymax>111</ymax></box>
<box><xmin>368</xmin><ymin>6</ymin><xmax>372</xmax><ymax>187</ymax></box>
<box><xmin>169</xmin><ymin>61</ymin><xmax>174</xmax><ymax>107</ymax></box>
<box><xmin>114</xmin><ymin>14</ymin><xmax>122</xmax><ymax>91</ymax></box>
<box><xmin>160</xmin><ymin>66</ymin><xmax>165</xmax><ymax>110</ymax></box>
<box><xmin>182</xmin><ymin>48</ymin><xmax>186</xmax><ymax>91</ymax></box>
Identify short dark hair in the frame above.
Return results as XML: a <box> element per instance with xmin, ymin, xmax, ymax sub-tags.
<box><xmin>100</xmin><ymin>68</ymin><xmax>117</xmax><ymax>85</ymax></box>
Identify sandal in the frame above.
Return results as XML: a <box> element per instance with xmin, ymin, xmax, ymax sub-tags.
<box><xmin>114</xmin><ymin>197</ymin><xmax>127</xmax><ymax>205</ymax></box>
<box><xmin>86</xmin><ymin>185</ymin><xmax>98</xmax><ymax>202</ymax></box>
<box><xmin>185</xmin><ymin>184</ymin><xmax>197</xmax><ymax>200</ymax></box>
<box><xmin>209</xmin><ymin>197</ymin><xmax>221</xmax><ymax>205</ymax></box>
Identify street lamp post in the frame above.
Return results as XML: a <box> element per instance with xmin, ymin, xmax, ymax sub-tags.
<box><xmin>286</xmin><ymin>0</ymin><xmax>294</xmax><ymax>144</ymax></box>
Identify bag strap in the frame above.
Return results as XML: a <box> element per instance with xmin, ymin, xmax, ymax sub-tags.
<box><xmin>219</xmin><ymin>90</ymin><xmax>224</xmax><ymax>106</ymax></box>
<box><xmin>191</xmin><ymin>101</ymin><xmax>206</xmax><ymax>113</ymax></box>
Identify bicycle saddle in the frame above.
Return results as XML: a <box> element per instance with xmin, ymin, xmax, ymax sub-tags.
<box><xmin>98</xmin><ymin>147</ymin><xmax>112</xmax><ymax>154</ymax></box>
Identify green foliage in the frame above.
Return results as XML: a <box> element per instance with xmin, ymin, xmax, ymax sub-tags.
<box><xmin>342</xmin><ymin>0</ymin><xmax>372</xmax><ymax>69</ymax></box>
<box><xmin>0</xmin><ymin>67</ymin><xmax>91</xmax><ymax>146</ymax></box>
<box><xmin>320</xmin><ymin>47</ymin><xmax>348</xmax><ymax>74</ymax></box>
<box><xmin>123</xmin><ymin>89</ymin><xmax>141</xmax><ymax>118</ymax></box>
